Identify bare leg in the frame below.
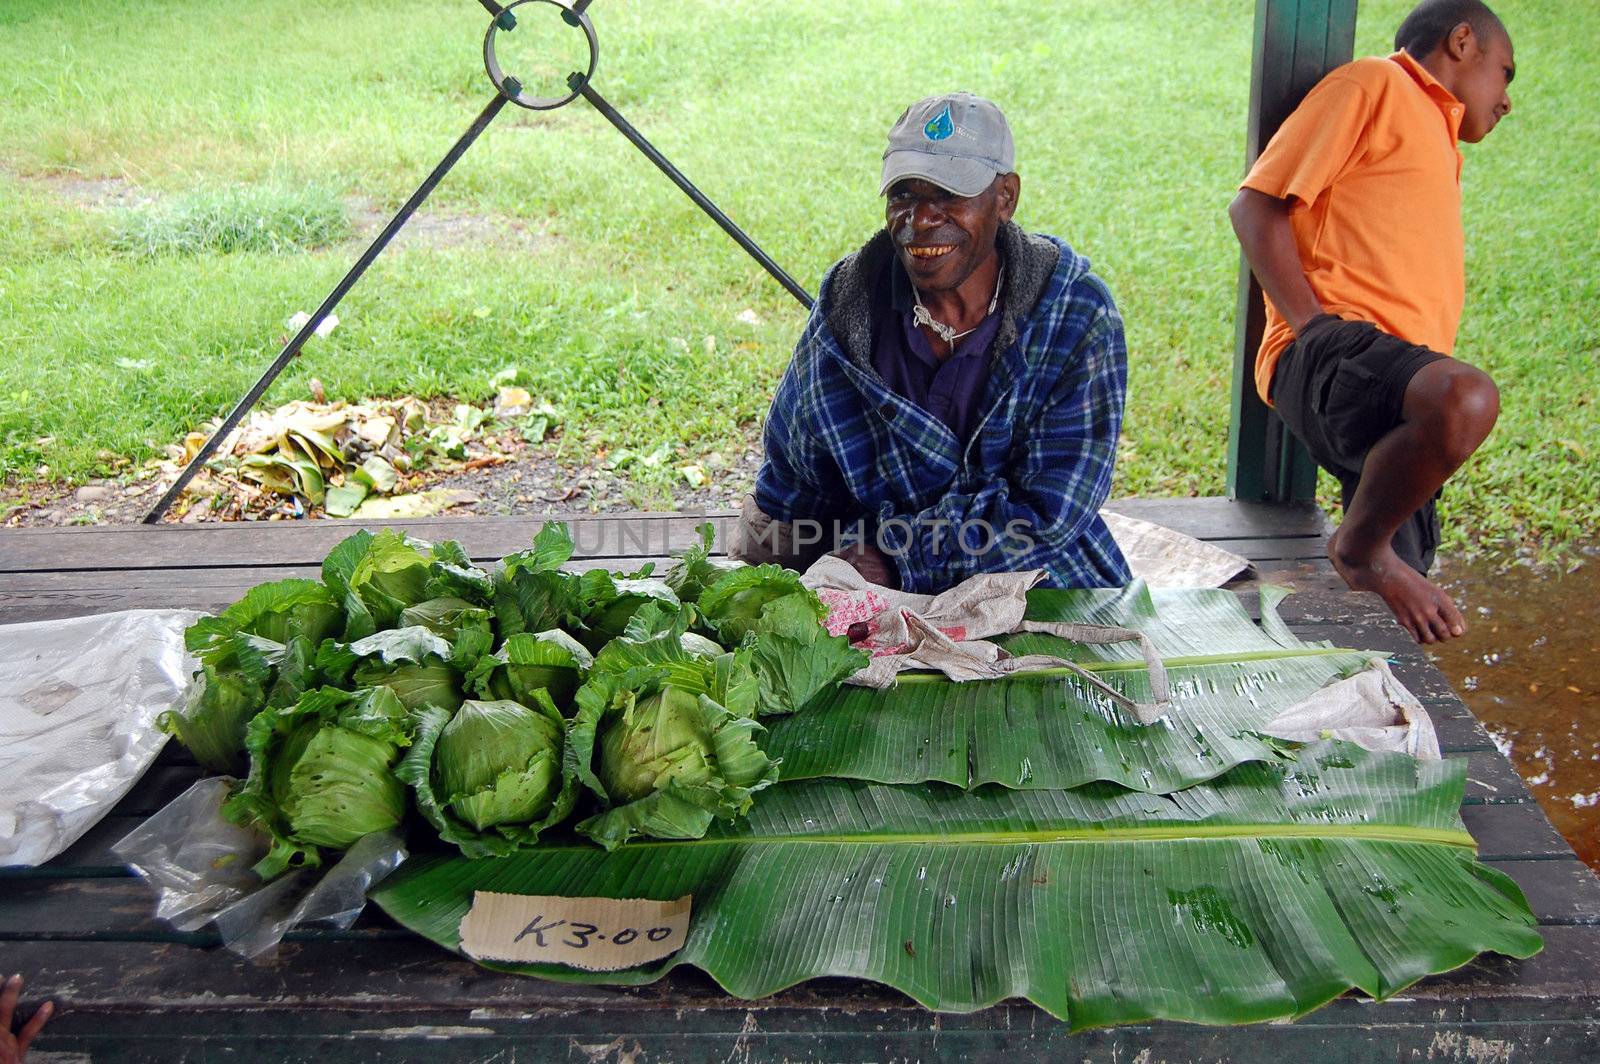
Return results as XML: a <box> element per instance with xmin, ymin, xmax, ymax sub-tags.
<box><xmin>1328</xmin><ymin>359</ymin><xmax>1499</xmax><ymax>643</ymax></box>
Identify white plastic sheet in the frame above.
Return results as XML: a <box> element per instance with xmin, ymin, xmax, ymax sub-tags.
<box><xmin>1102</xmin><ymin>510</ymin><xmax>1251</xmax><ymax>589</ymax></box>
<box><xmin>0</xmin><ymin>608</ymin><xmax>203</xmax><ymax>867</ymax></box>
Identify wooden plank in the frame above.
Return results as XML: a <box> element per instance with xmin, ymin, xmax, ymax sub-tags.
<box><xmin>0</xmin><ymin>499</ymin><xmax>1330</xmax><ymax>577</ymax></box>
<box><xmin>1261</xmin><ymin>579</ymin><xmax>1396</xmax><ymax>627</ymax></box>
<box><xmin>0</xmin><ymin>878</ymin><xmax>410</xmax><ymax>940</ymax></box>
<box><xmin>0</xmin><ymin>512</ymin><xmax>730</xmax><ymax>573</ymax></box>
<box><xmin>1390</xmin><ymin>657</ymin><xmax>1466</xmax><ymax>701</ymax></box>
<box><xmin>1198</xmin><ymin>537</ymin><xmax>1326</xmax><ymax>563</ymax></box>
<box><xmin>1418</xmin><ymin>695</ymin><xmax>1477</xmax><ymax>722</ymax></box>
<box><xmin>21</xmin><ymin>1004</ymin><xmax>1600</xmax><ymax>1064</ymax></box>
<box><xmin>1488</xmin><ymin>859</ymin><xmax>1600</xmax><ymax>926</ymax></box>
<box><xmin>6</xmin><ymin>929</ymin><xmax>1594</xmax><ymax>1011</ymax></box>
<box><xmin>116</xmin><ymin>765</ymin><xmax>208</xmax><ymax>817</ymax></box>
<box><xmin>1435</xmin><ymin>713</ymin><xmax>1498</xmax><ymax>753</ymax></box>
<box><xmin>6</xmin><ymin>930</ymin><xmax>1600</xmax><ymax>1063</ymax></box>
<box><xmin>1103</xmin><ymin>497</ymin><xmax>1327</xmax><ymax>539</ymax></box>
<box><xmin>1462</xmin><ymin>802</ymin><xmax>1574</xmax><ymax>861</ymax></box>
<box><xmin>1289</xmin><ymin>621</ymin><xmax>1422</xmax><ymax>655</ymax></box>
<box><xmin>1462</xmin><ymin>750</ymin><xmax>1536</xmax><ymax>805</ymax></box>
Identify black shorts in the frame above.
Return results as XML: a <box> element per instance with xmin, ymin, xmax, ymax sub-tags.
<box><xmin>1269</xmin><ymin>315</ymin><xmax>1450</xmax><ymax>575</ymax></box>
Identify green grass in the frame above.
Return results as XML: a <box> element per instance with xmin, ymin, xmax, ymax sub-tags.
<box><xmin>0</xmin><ymin>0</ymin><xmax>1594</xmax><ymax>558</ymax></box>
<box><xmin>110</xmin><ymin>183</ymin><xmax>350</xmax><ymax>256</ymax></box>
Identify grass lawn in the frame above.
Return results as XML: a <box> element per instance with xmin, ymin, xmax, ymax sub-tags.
<box><xmin>1</xmin><ymin>0</ymin><xmax>1594</xmax><ymax>556</ymax></box>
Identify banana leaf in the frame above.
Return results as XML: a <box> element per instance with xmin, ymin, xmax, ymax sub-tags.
<box><xmin>766</xmin><ymin>649</ymin><xmax>1376</xmax><ymax>792</ymax></box>
<box><xmin>371</xmin><ymin>741</ymin><xmax>1541</xmax><ymax>1028</ymax></box>
<box><xmin>760</xmin><ymin>583</ymin><xmax>1364</xmax><ymax>792</ymax></box>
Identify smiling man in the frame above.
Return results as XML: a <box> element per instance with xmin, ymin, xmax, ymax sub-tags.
<box><xmin>732</xmin><ymin>92</ymin><xmax>1131</xmax><ymax>592</ymax></box>
<box><xmin>1229</xmin><ymin>0</ymin><xmax>1515</xmax><ymax>644</ymax></box>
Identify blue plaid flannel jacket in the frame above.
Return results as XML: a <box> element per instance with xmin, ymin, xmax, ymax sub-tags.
<box><xmin>754</xmin><ymin>223</ymin><xmax>1131</xmax><ymax>593</ymax></box>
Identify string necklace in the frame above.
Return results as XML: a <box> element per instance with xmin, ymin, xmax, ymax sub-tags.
<box><xmin>912</xmin><ymin>266</ymin><xmax>1004</xmax><ymax>345</ymax></box>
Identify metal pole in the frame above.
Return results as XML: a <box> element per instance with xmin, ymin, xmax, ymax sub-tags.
<box><xmin>574</xmin><ymin>78</ymin><xmax>814</xmax><ymax>310</ymax></box>
<box><xmin>143</xmin><ymin>93</ymin><xmax>512</xmax><ymax>523</ymax></box>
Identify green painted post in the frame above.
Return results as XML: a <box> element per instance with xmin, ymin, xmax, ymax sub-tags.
<box><xmin>1226</xmin><ymin>0</ymin><xmax>1358</xmax><ymax>502</ymax></box>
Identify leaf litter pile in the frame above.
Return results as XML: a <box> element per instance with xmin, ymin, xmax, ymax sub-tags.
<box><xmin>156</xmin><ymin>523</ymin><xmax>1543</xmax><ymax>1027</ymax></box>
<box><xmin>159</xmin><ymin>380</ymin><xmax>562</xmax><ymax>522</ymax></box>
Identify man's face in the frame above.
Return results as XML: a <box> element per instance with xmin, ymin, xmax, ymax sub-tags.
<box><xmin>885</xmin><ymin>174</ymin><xmax>1019</xmax><ymax>292</ymax></box>
<box><xmin>1455</xmin><ymin>25</ymin><xmax>1515</xmax><ymax>143</ymax></box>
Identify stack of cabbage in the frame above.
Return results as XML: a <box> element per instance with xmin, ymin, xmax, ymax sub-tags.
<box><xmin>161</xmin><ymin>523</ymin><xmax>866</xmax><ymax>879</ymax></box>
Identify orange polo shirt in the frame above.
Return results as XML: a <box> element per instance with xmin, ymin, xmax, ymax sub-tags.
<box><xmin>1242</xmin><ymin>50</ymin><xmax>1467</xmax><ymax>404</ymax></box>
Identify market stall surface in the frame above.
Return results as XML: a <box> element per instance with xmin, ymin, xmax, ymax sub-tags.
<box><xmin>3</xmin><ymin>499</ymin><xmax>1598</xmax><ymax>1062</ymax></box>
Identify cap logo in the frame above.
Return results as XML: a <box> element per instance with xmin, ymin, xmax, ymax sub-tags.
<box><xmin>923</xmin><ymin>105</ymin><xmax>954</xmax><ymax>141</ymax></box>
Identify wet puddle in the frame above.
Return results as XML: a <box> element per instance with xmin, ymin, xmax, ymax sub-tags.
<box><xmin>1432</xmin><ymin>551</ymin><xmax>1600</xmax><ymax>869</ymax></box>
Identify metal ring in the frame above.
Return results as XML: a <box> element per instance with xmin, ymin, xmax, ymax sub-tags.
<box><xmin>483</xmin><ymin>0</ymin><xmax>598</xmax><ymax>111</ymax></box>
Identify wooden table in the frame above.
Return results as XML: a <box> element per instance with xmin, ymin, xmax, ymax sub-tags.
<box><xmin>4</xmin><ymin>499</ymin><xmax>1598</xmax><ymax>1061</ymax></box>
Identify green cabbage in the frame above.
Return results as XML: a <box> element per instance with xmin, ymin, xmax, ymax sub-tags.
<box><xmin>267</xmin><ymin>720</ymin><xmax>406</xmax><ymax>849</ymax></box>
<box><xmin>588</xmin><ymin>603</ymin><xmax>754</xmax><ymax>716</ymax></box>
<box><xmin>397</xmin><ymin>691</ymin><xmax>578</xmax><ymax>858</ymax></box>
<box><xmin>353</xmin><ymin>659</ymin><xmax>463</xmax><ymax>716</ymax></box>
<box><xmin>567</xmin><ymin>661</ymin><xmax>776</xmax><ymax>850</ymax></box>
<box><xmin>745</xmin><ymin>596</ymin><xmax>868</xmax><ymax>716</ymax></box>
<box><xmin>185</xmin><ymin>578</ymin><xmax>343</xmax><ymax>654</ymax></box>
<box><xmin>162</xmin><ymin>626</ymin><xmax>288</xmax><ymax>773</ymax></box>
<box><xmin>166</xmin><ymin>579</ymin><xmax>346</xmax><ymax>771</ymax></box>
<box><xmin>663</xmin><ymin>522</ymin><xmax>745</xmax><ymax>603</ymax></box>
<box><xmin>225</xmin><ymin>686</ymin><xmax>414</xmax><ymax>879</ymax></box>
<box><xmin>399</xmin><ymin>596</ymin><xmax>494</xmax><ymax>643</ymax></box>
<box><xmin>317</xmin><ymin>626</ymin><xmax>465</xmax><ymax>715</ymax></box>
<box><xmin>595</xmin><ymin>686</ymin><xmax>715</xmax><ymax>803</ymax></box>
<box><xmin>322</xmin><ymin>529</ymin><xmax>486</xmax><ymax>638</ymax></box>
<box><xmin>159</xmin><ymin>658</ymin><xmax>268</xmax><ymax>774</ymax></box>
<box><xmin>437</xmin><ymin>699</ymin><xmax>565</xmax><ymax>828</ymax></box>
<box><xmin>465</xmin><ymin>629</ymin><xmax>592</xmax><ymax>709</ymax></box>
<box><xmin>577</xmin><ymin>570</ymin><xmax>681</xmax><ymax>652</ymax></box>
<box><xmin>696</xmin><ymin>564</ymin><xmax>827</xmax><ymax>646</ymax></box>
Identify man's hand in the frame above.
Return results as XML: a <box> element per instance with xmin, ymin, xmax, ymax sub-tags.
<box><xmin>1</xmin><ymin>975</ymin><xmax>53</xmax><ymax>1064</ymax></box>
<box><xmin>834</xmin><ymin>542</ymin><xmax>898</xmax><ymax>589</ymax></box>
<box><xmin>1228</xmin><ymin>189</ymin><xmax>1326</xmax><ymax>335</ymax></box>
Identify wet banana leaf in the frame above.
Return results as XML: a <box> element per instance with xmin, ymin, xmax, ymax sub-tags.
<box><xmin>371</xmin><ymin>742</ymin><xmax>1541</xmax><ymax>1028</ymax></box>
<box><xmin>764</xmin><ymin>649</ymin><xmax>1377</xmax><ymax>792</ymax></box>
<box><xmin>766</xmin><ymin>581</ymin><xmax>1366</xmax><ymax>793</ymax></box>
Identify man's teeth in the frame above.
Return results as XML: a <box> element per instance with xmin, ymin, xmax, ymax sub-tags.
<box><xmin>908</xmin><ymin>245</ymin><xmax>954</xmax><ymax>259</ymax></box>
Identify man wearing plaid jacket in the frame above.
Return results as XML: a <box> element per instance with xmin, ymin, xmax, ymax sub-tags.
<box><xmin>732</xmin><ymin>92</ymin><xmax>1131</xmax><ymax>594</ymax></box>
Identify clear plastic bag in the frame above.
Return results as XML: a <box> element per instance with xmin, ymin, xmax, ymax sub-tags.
<box><xmin>114</xmin><ymin>776</ymin><xmax>408</xmax><ymax>958</ymax></box>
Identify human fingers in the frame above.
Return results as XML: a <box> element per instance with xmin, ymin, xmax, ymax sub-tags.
<box><xmin>0</xmin><ymin>973</ymin><xmax>19</xmax><ymax>1030</ymax></box>
<box><xmin>16</xmin><ymin>1000</ymin><xmax>53</xmax><ymax>1054</ymax></box>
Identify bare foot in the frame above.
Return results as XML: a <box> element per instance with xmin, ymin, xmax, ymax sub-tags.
<box><xmin>1328</xmin><ymin>525</ymin><xmax>1466</xmax><ymax>644</ymax></box>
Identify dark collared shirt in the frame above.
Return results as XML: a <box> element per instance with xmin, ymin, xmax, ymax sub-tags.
<box><xmin>869</xmin><ymin>259</ymin><xmax>1001</xmax><ymax>445</ymax></box>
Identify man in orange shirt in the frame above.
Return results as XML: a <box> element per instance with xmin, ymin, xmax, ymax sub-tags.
<box><xmin>1229</xmin><ymin>0</ymin><xmax>1515</xmax><ymax>644</ymax></box>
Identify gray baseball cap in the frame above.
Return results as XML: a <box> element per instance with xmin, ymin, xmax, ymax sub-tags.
<box><xmin>880</xmin><ymin>92</ymin><xmax>1015</xmax><ymax>198</ymax></box>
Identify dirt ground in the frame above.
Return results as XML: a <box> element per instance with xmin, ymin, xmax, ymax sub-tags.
<box><xmin>1</xmin><ymin>430</ymin><xmax>763</xmax><ymax>527</ymax></box>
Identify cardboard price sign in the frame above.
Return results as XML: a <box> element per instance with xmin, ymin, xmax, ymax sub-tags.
<box><xmin>459</xmin><ymin>891</ymin><xmax>691</xmax><ymax>971</ymax></box>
